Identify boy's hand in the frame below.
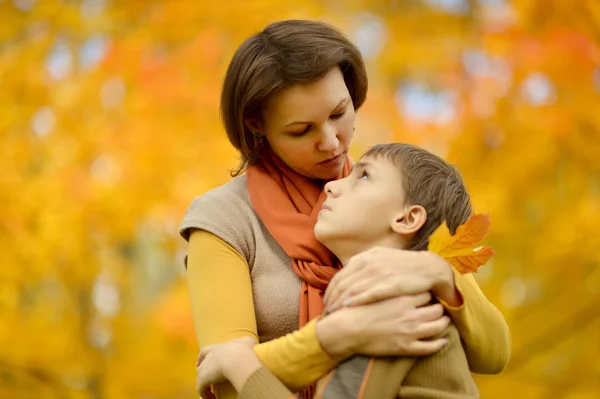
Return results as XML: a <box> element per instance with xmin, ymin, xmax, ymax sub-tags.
<box><xmin>196</xmin><ymin>337</ymin><xmax>258</xmax><ymax>397</ymax></box>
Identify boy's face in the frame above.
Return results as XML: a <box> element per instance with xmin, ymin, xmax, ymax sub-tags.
<box><xmin>314</xmin><ymin>155</ymin><xmax>406</xmax><ymax>250</ymax></box>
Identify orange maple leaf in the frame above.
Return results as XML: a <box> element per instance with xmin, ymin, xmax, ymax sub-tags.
<box><xmin>427</xmin><ymin>213</ymin><xmax>495</xmax><ymax>274</ymax></box>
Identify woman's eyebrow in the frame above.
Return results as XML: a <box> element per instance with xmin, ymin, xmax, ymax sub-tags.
<box><xmin>284</xmin><ymin>96</ymin><xmax>351</xmax><ymax>128</ymax></box>
<box><xmin>334</xmin><ymin>96</ymin><xmax>351</xmax><ymax>109</ymax></box>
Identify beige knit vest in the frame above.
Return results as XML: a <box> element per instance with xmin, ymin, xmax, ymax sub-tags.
<box><xmin>179</xmin><ymin>175</ymin><xmax>301</xmax><ymax>343</ymax></box>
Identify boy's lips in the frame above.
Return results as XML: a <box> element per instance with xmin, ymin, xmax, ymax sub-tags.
<box><xmin>318</xmin><ymin>203</ymin><xmax>332</xmax><ymax>217</ymax></box>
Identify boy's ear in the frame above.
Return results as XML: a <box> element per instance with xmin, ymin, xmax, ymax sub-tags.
<box><xmin>244</xmin><ymin>118</ymin><xmax>263</xmax><ymax>135</ymax></box>
<box><xmin>391</xmin><ymin>205</ymin><xmax>427</xmax><ymax>236</ymax></box>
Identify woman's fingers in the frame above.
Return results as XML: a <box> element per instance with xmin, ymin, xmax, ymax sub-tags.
<box><xmin>410</xmin><ymin>292</ymin><xmax>433</xmax><ymax>307</ymax></box>
<box><xmin>325</xmin><ymin>264</ymin><xmax>369</xmax><ymax>307</ymax></box>
<box><xmin>406</xmin><ymin>337</ymin><xmax>449</xmax><ymax>356</ymax></box>
<box><xmin>329</xmin><ymin>276</ymin><xmax>436</xmax><ymax>312</ymax></box>
<box><xmin>324</xmin><ymin>249</ymin><xmax>378</xmax><ymax>304</ymax></box>
<box><xmin>325</xmin><ymin>248</ymin><xmax>449</xmax><ymax>311</ymax></box>
<box><xmin>335</xmin><ymin>283</ymin><xmax>395</xmax><ymax>309</ymax></box>
<box><xmin>326</xmin><ymin>277</ymin><xmax>374</xmax><ymax>310</ymax></box>
<box><xmin>328</xmin><ymin>293</ymin><xmax>450</xmax><ymax>357</ymax></box>
<box><xmin>414</xmin><ymin>302</ymin><xmax>445</xmax><ymax>322</ymax></box>
<box><xmin>413</xmin><ymin>316</ymin><xmax>451</xmax><ymax>340</ymax></box>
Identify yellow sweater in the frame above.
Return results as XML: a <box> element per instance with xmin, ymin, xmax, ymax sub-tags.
<box><xmin>187</xmin><ymin>231</ymin><xmax>511</xmax><ymax>398</ymax></box>
<box><xmin>239</xmin><ymin>324</ymin><xmax>479</xmax><ymax>399</ymax></box>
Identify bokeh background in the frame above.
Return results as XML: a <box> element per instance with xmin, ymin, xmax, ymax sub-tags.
<box><xmin>2</xmin><ymin>0</ymin><xmax>599</xmax><ymax>398</ymax></box>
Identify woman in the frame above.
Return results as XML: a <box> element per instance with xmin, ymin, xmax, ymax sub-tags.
<box><xmin>179</xmin><ymin>19</ymin><xmax>510</xmax><ymax>398</ymax></box>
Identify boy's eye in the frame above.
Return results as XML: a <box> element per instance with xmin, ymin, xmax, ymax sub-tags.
<box><xmin>359</xmin><ymin>171</ymin><xmax>369</xmax><ymax>180</ymax></box>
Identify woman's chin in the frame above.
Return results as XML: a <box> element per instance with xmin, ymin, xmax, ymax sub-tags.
<box><xmin>312</xmin><ymin>166</ymin><xmax>343</xmax><ymax>181</ymax></box>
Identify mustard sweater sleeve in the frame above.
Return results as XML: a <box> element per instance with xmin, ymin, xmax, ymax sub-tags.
<box><xmin>437</xmin><ymin>268</ymin><xmax>511</xmax><ymax>374</ymax></box>
<box><xmin>254</xmin><ymin>317</ymin><xmax>337</xmax><ymax>390</ymax></box>
<box><xmin>187</xmin><ymin>230</ymin><xmax>337</xmax><ymax>396</ymax></box>
<box><xmin>187</xmin><ymin>230</ymin><xmax>259</xmax><ymax>399</ymax></box>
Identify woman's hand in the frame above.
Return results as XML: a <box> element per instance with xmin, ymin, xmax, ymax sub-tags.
<box><xmin>317</xmin><ymin>292</ymin><xmax>451</xmax><ymax>358</ymax></box>
<box><xmin>196</xmin><ymin>337</ymin><xmax>259</xmax><ymax>398</ymax></box>
<box><xmin>324</xmin><ymin>247</ymin><xmax>462</xmax><ymax>311</ymax></box>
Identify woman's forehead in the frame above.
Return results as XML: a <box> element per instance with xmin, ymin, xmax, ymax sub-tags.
<box><xmin>264</xmin><ymin>69</ymin><xmax>349</xmax><ymax>122</ymax></box>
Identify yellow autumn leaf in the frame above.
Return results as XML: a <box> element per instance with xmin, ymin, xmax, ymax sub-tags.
<box><xmin>428</xmin><ymin>213</ymin><xmax>495</xmax><ymax>274</ymax></box>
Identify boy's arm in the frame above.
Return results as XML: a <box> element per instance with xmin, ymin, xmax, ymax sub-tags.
<box><xmin>398</xmin><ymin>324</ymin><xmax>480</xmax><ymax>399</ymax></box>
<box><xmin>239</xmin><ymin>368</ymin><xmax>297</xmax><ymax>399</ymax></box>
<box><xmin>219</xmin><ymin>347</ymin><xmax>296</xmax><ymax>399</ymax></box>
<box><xmin>198</xmin><ymin>340</ymin><xmax>296</xmax><ymax>399</ymax></box>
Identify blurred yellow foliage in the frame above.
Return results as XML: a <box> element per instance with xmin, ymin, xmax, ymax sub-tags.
<box><xmin>1</xmin><ymin>0</ymin><xmax>599</xmax><ymax>398</ymax></box>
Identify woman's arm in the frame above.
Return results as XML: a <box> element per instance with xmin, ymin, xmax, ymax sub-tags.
<box><xmin>187</xmin><ymin>230</ymin><xmax>259</xmax><ymax>399</ymax></box>
<box><xmin>188</xmin><ymin>233</ymin><xmax>452</xmax><ymax>396</ymax></box>
<box><xmin>253</xmin><ymin>294</ymin><xmax>451</xmax><ymax>390</ymax></box>
<box><xmin>323</xmin><ymin>248</ymin><xmax>511</xmax><ymax>374</ymax></box>
<box><xmin>438</xmin><ymin>268</ymin><xmax>511</xmax><ymax>374</ymax></box>
<box><xmin>252</xmin><ymin>317</ymin><xmax>338</xmax><ymax>389</ymax></box>
<box><xmin>196</xmin><ymin>297</ymin><xmax>452</xmax><ymax>399</ymax></box>
<box><xmin>421</xmin><ymin>254</ymin><xmax>511</xmax><ymax>373</ymax></box>
<box><xmin>188</xmin><ymin>231</ymin><xmax>340</xmax><ymax>393</ymax></box>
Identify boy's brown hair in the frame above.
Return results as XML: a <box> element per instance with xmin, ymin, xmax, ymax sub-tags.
<box><xmin>220</xmin><ymin>19</ymin><xmax>368</xmax><ymax>176</ymax></box>
<box><xmin>363</xmin><ymin>143</ymin><xmax>472</xmax><ymax>251</ymax></box>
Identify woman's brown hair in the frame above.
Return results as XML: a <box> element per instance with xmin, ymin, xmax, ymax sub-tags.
<box><xmin>220</xmin><ymin>19</ymin><xmax>368</xmax><ymax>176</ymax></box>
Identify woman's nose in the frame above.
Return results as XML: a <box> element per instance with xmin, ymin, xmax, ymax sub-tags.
<box><xmin>318</xmin><ymin>124</ymin><xmax>340</xmax><ymax>153</ymax></box>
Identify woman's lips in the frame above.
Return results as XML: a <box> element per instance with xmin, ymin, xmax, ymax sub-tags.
<box><xmin>318</xmin><ymin>153</ymin><xmax>345</xmax><ymax>168</ymax></box>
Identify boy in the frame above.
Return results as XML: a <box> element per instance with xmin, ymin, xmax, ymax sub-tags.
<box><xmin>197</xmin><ymin>143</ymin><xmax>480</xmax><ymax>399</ymax></box>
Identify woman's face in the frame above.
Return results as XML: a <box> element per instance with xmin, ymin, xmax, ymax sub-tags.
<box><xmin>251</xmin><ymin>67</ymin><xmax>356</xmax><ymax>180</ymax></box>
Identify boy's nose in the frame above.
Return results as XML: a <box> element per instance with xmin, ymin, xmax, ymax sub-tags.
<box><xmin>324</xmin><ymin>180</ymin><xmax>340</xmax><ymax>197</ymax></box>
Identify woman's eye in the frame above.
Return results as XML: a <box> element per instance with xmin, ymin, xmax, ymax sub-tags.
<box><xmin>330</xmin><ymin>110</ymin><xmax>346</xmax><ymax>120</ymax></box>
<box><xmin>290</xmin><ymin>126</ymin><xmax>311</xmax><ymax>136</ymax></box>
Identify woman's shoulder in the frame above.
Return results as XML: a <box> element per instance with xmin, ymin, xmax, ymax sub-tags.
<box><xmin>197</xmin><ymin>174</ymin><xmax>250</xmax><ymax>201</ymax></box>
<box><xmin>184</xmin><ymin>174</ymin><xmax>250</xmax><ymax>213</ymax></box>
<box><xmin>178</xmin><ymin>175</ymin><xmax>259</xmax><ymax>260</ymax></box>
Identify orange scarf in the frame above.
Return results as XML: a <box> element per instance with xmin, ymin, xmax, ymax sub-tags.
<box><xmin>246</xmin><ymin>148</ymin><xmax>353</xmax><ymax>328</ymax></box>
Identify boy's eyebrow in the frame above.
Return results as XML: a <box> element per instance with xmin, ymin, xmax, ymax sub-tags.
<box><xmin>353</xmin><ymin>159</ymin><xmax>374</xmax><ymax>170</ymax></box>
